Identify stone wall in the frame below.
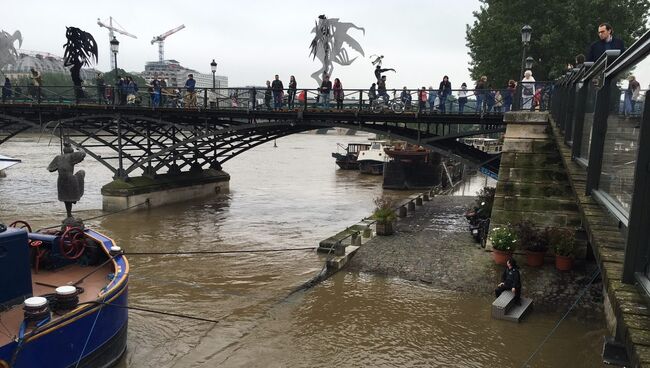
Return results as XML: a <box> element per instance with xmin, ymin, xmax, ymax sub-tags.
<box><xmin>490</xmin><ymin>111</ymin><xmax>585</xmax><ymax>257</ymax></box>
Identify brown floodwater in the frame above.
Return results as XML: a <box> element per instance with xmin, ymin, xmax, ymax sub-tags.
<box><xmin>0</xmin><ymin>132</ymin><xmax>605</xmax><ymax>367</ymax></box>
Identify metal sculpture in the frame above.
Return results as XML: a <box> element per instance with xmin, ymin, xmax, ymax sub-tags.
<box><xmin>309</xmin><ymin>15</ymin><xmax>365</xmax><ymax>86</ymax></box>
<box><xmin>47</xmin><ymin>142</ymin><xmax>86</xmax><ymax>219</ymax></box>
<box><xmin>0</xmin><ymin>30</ymin><xmax>22</xmax><ymax>72</ymax></box>
<box><xmin>63</xmin><ymin>27</ymin><xmax>98</xmax><ymax>101</ymax></box>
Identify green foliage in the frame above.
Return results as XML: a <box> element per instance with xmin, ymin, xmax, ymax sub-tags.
<box><xmin>372</xmin><ymin>196</ymin><xmax>397</xmax><ymax>223</ymax></box>
<box><xmin>476</xmin><ymin>186</ymin><xmax>496</xmax><ymax>217</ymax></box>
<box><xmin>514</xmin><ymin>220</ymin><xmax>548</xmax><ymax>252</ymax></box>
<box><xmin>465</xmin><ymin>0</ymin><xmax>649</xmax><ymax>84</ymax></box>
<box><xmin>547</xmin><ymin>227</ymin><xmax>575</xmax><ymax>257</ymax></box>
<box><xmin>489</xmin><ymin>225</ymin><xmax>517</xmax><ymax>251</ymax></box>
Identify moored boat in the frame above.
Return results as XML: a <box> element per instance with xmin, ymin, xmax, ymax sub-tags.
<box><xmin>357</xmin><ymin>140</ymin><xmax>391</xmax><ymax>175</ymax></box>
<box><xmin>0</xmin><ymin>221</ymin><xmax>129</xmax><ymax>368</ymax></box>
<box><xmin>331</xmin><ymin>142</ymin><xmax>371</xmax><ymax>170</ymax></box>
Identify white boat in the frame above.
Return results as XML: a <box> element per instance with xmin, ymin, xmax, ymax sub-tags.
<box><xmin>0</xmin><ymin>154</ymin><xmax>21</xmax><ymax>171</ymax></box>
<box><xmin>458</xmin><ymin>137</ymin><xmax>503</xmax><ymax>154</ymax></box>
<box><xmin>357</xmin><ymin>140</ymin><xmax>391</xmax><ymax>175</ymax></box>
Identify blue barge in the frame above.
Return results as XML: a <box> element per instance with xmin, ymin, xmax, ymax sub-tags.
<box><xmin>0</xmin><ymin>223</ymin><xmax>129</xmax><ymax>368</ymax></box>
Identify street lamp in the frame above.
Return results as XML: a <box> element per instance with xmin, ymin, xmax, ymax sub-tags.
<box><xmin>210</xmin><ymin>59</ymin><xmax>217</xmax><ymax>89</ymax></box>
<box><xmin>110</xmin><ymin>36</ymin><xmax>119</xmax><ymax>105</ymax></box>
<box><xmin>525</xmin><ymin>56</ymin><xmax>534</xmax><ymax>70</ymax></box>
<box><xmin>520</xmin><ymin>25</ymin><xmax>532</xmax><ymax>80</ymax></box>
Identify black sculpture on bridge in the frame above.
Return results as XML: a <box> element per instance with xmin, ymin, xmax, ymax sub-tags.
<box><xmin>63</xmin><ymin>27</ymin><xmax>98</xmax><ymax>102</ymax></box>
<box><xmin>48</xmin><ymin>142</ymin><xmax>86</xmax><ymax>220</ymax></box>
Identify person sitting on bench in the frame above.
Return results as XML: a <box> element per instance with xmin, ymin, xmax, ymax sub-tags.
<box><xmin>495</xmin><ymin>257</ymin><xmax>521</xmax><ymax>304</ymax></box>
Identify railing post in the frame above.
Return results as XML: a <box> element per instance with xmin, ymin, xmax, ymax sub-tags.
<box><xmin>303</xmin><ymin>89</ymin><xmax>308</xmax><ymax>111</ymax></box>
<box><xmin>203</xmin><ymin>89</ymin><xmax>208</xmax><ymax>109</ymax></box>
<box><xmin>358</xmin><ymin>89</ymin><xmax>363</xmax><ymax>110</ymax></box>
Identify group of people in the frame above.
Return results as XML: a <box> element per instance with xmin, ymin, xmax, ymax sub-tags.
<box><xmin>263</xmin><ymin>74</ymin><xmax>348</xmax><ymax>110</ymax></box>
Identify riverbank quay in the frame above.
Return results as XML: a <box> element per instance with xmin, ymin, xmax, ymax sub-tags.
<box><xmin>550</xmin><ymin>117</ymin><xmax>650</xmax><ymax>367</ymax></box>
<box><xmin>347</xmin><ymin>195</ymin><xmax>604</xmax><ymax>317</ymax></box>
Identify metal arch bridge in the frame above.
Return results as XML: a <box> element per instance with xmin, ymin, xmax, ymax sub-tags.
<box><xmin>0</xmin><ymin>103</ymin><xmax>505</xmax><ymax>179</ymax></box>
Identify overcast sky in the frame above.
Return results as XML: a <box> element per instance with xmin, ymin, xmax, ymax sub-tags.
<box><xmin>5</xmin><ymin>0</ymin><xmax>485</xmax><ymax>88</ymax></box>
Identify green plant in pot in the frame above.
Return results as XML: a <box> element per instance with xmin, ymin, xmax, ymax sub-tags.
<box><xmin>372</xmin><ymin>196</ymin><xmax>397</xmax><ymax>236</ymax></box>
<box><xmin>547</xmin><ymin>227</ymin><xmax>575</xmax><ymax>271</ymax></box>
<box><xmin>514</xmin><ymin>220</ymin><xmax>547</xmax><ymax>267</ymax></box>
<box><xmin>488</xmin><ymin>224</ymin><xmax>517</xmax><ymax>265</ymax></box>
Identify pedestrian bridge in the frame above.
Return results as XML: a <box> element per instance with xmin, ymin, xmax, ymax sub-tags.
<box><xmin>0</xmin><ymin>100</ymin><xmax>508</xmax><ymax>180</ymax></box>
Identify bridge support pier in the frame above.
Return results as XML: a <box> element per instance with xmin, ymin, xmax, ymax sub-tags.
<box><xmin>101</xmin><ymin>168</ymin><xmax>230</xmax><ymax>212</ymax></box>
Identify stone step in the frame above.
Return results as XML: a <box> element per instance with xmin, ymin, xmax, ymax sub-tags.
<box><xmin>491</xmin><ymin>290</ymin><xmax>533</xmax><ymax>322</ymax></box>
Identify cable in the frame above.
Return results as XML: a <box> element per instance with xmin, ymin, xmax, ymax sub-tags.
<box><xmin>520</xmin><ymin>267</ymin><xmax>601</xmax><ymax>368</ymax></box>
<box><xmin>36</xmin><ymin>200</ymin><xmax>149</xmax><ymax>232</ymax></box>
<box><xmin>79</xmin><ymin>301</ymin><xmax>220</xmax><ymax>324</ymax></box>
<box><xmin>74</xmin><ymin>294</ymin><xmax>106</xmax><ymax>368</ymax></box>
<box><xmin>125</xmin><ymin>247</ymin><xmax>315</xmax><ymax>256</ymax></box>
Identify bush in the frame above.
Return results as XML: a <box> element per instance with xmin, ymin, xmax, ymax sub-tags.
<box><xmin>547</xmin><ymin>227</ymin><xmax>575</xmax><ymax>257</ymax></box>
<box><xmin>476</xmin><ymin>186</ymin><xmax>496</xmax><ymax>217</ymax></box>
<box><xmin>372</xmin><ymin>196</ymin><xmax>397</xmax><ymax>223</ymax></box>
<box><xmin>489</xmin><ymin>225</ymin><xmax>517</xmax><ymax>252</ymax></box>
<box><xmin>514</xmin><ymin>220</ymin><xmax>548</xmax><ymax>252</ymax></box>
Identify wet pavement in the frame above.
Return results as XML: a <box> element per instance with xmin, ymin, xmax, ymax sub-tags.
<box><xmin>348</xmin><ymin>195</ymin><xmax>604</xmax><ymax>318</ymax></box>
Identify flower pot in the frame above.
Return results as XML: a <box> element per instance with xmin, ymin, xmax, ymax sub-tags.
<box><xmin>492</xmin><ymin>249</ymin><xmax>513</xmax><ymax>265</ymax></box>
<box><xmin>526</xmin><ymin>250</ymin><xmax>546</xmax><ymax>267</ymax></box>
<box><xmin>555</xmin><ymin>255</ymin><xmax>574</xmax><ymax>271</ymax></box>
<box><xmin>375</xmin><ymin>221</ymin><xmax>394</xmax><ymax>236</ymax></box>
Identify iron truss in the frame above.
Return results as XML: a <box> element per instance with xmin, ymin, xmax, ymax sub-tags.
<box><xmin>0</xmin><ymin>104</ymin><xmax>504</xmax><ymax>179</ymax></box>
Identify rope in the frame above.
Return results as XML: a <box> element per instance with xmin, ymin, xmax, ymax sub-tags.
<box><xmin>125</xmin><ymin>247</ymin><xmax>316</xmax><ymax>256</ymax></box>
<box><xmin>79</xmin><ymin>301</ymin><xmax>220</xmax><ymax>324</ymax></box>
<box><xmin>74</xmin><ymin>294</ymin><xmax>107</xmax><ymax>368</ymax></box>
<box><xmin>36</xmin><ymin>200</ymin><xmax>149</xmax><ymax>232</ymax></box>
<box><xmin>520</xmin><ymin>267</ymin><xmax>601</xmax><ymax>367</ymax></box>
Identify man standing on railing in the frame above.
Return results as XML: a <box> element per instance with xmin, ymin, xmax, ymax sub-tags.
<box><xmin>271</xmin><ymin>74</ymin><xmax>284</xmax><ymax>110</ymax></box>
<box><xmin>587</xmin><ymin>23</ymin><xmax>625</xmax><ymax>62</ymax></box>
<box><xmin>184</xmin><ymin>74</ymin><xmax>197</xmax><ymax>108</ymax></box>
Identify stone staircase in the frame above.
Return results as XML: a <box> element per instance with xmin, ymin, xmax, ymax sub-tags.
<box><xmin>491</xmin><ymin>291</ymin><xmax>533</xmax><ymax>322</ymax></box>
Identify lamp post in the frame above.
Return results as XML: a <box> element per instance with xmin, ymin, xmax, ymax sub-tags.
<box><xmin>520</xmin><ymin>25</ymin><xmax>532</xmax><ymax>80</ymax></box>
<box><xmin>110</xmin><ymin>36</ymin><xmax>119</xmax><ymax>105</ymax></box>
<box><xmin>210</xmin><ymin>59</ymin><xmax>217</xmax><ymax>89</ymax></box>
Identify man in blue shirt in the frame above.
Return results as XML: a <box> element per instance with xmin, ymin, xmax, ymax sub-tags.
<box><xmin>184</xmin><ymin>74</ymin><xmax>197</xmax><ymax>108</ymax></box>
<box><xmin>587</xmin><ymin>23</ymin><xmax>625</xmax><ymax>62</ymax></box>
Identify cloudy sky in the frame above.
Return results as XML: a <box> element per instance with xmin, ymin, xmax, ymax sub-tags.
<box><xmin>5</xmin><ymin>0</ymin><xmax>486</xmax><ymax>88</ymax></box>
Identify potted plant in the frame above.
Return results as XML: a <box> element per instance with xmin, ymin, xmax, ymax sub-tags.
<box><xmin>372</xmin><ymin>196</ymin><xmax>397</xmax><ymax>236</ymax></box>
<box><xmin>488</xmin><ymin>225</ymin><xmax>517</xmax><ymax>265</ymax></box>
<box><xmin>548</xmin><ymin>227</ymin><xmax>575</xmax><ymax>271</ymax></box>
<box><xmin>514</xmin><ymin>220</ymin><xmax>547</xmax><ymax>267</ymax></box>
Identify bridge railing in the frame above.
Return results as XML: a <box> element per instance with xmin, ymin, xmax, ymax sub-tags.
<box><xmin>1</xmin><ymin>82</ymin><xmax>552</xmax><ymax>114</ymax></box>
<box><xmin>550</xmin><ymin>30</ymin><xmax>650</xmax><ymax>286</ymax></box>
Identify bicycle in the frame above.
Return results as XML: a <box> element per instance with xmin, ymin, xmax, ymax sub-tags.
<box><xmin>371</xmin><ymin>94</ymin><xmax>405</xmax><ymax>114</ymax></box>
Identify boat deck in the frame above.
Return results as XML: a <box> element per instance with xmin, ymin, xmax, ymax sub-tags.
<box><xmin>0</xmin><ymin>262</ymin><xmax>113</xmax><ymax>346</ymax></box>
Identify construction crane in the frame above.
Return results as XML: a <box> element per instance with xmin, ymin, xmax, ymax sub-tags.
<box><xmin>151</xmin><ymin>25</ymin><xmax>185</xmax><ymax>62</ymax></box>
<box><xmin>97</xmin><ymin>17</ymin><xmax>137</xmax><ymax>70</ymax></box>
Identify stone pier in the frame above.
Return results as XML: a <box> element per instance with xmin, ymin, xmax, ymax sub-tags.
<box><xmin>489</xmin><ymin>111</ymin><xmax>585</xmax><ymax>257</ymax></box>
<box><xmin>101</xmin><ymin>169</ymin><xmax>230</xmax><ymax>211</ymax></box>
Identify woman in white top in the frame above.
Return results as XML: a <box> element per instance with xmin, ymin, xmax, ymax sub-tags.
<box><xmin>521</xmin><ymin>70</ymin><xmax>536</xmax><ymax>110</ymax></box>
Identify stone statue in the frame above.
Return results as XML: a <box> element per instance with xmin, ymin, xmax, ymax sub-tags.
<box><xmin>309</xmin><ymin>15</ymin><xmax>365</xmax><ymax>86</ymax></box>
<box><xmin>48</xmin><ymin>142</ymin><xmax>86</xmax><ymax>219</ymax></box>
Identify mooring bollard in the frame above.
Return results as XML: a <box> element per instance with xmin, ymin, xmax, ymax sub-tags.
<box><xmin>352</xmin><ymin>232</ymin><xmax>362</xmax><ymax>246</ymax></box>
<box><xmin>423</xmin><ymin>193</ymin><xmax>430</xmax><ymax>201</ymax></box>
<box><xmin>399</xmin><ymin>206</ymin><xmax>407</xmax><ymax>218</ymax></box>
<box><xmin>416</xmin><ymin>197</ymin><xmax>423</xmax><ymax>206</ymax></box>
<box><xmin>408</xmin><ymin>201</ymin><xmax>415</xmax><ymax>211</ymax></box>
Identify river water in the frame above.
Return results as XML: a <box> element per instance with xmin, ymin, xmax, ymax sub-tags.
<box><xmin>0</xmin><ymin>133</ymin><xmax>605</xmax><ymax>367</ymax></box>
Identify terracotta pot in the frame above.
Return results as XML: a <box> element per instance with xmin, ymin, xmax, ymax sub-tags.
<box><xmin>555</xmin><ymin>255</ymin><xmax>574</xmax><ymax>271</ymax></box>
<box><xmin>375</xmin><ymin>221</ymin><xmax>394</xmax><ymax>236</ymax></box>
<box><xmin>492</xmin><ymin>249</ymin><xmax>513</xmax><ymax>265</ymax></box>
<box><xmin>526</xmin><ymin>250</ymin><xmax>546</xmax><ymax>267</ymax></box>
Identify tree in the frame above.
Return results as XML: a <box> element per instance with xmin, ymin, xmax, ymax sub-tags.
<box><xmin>465</xmin><ymin>0</ymin><xmax>649</xmax><ymax>86</ymax></box>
